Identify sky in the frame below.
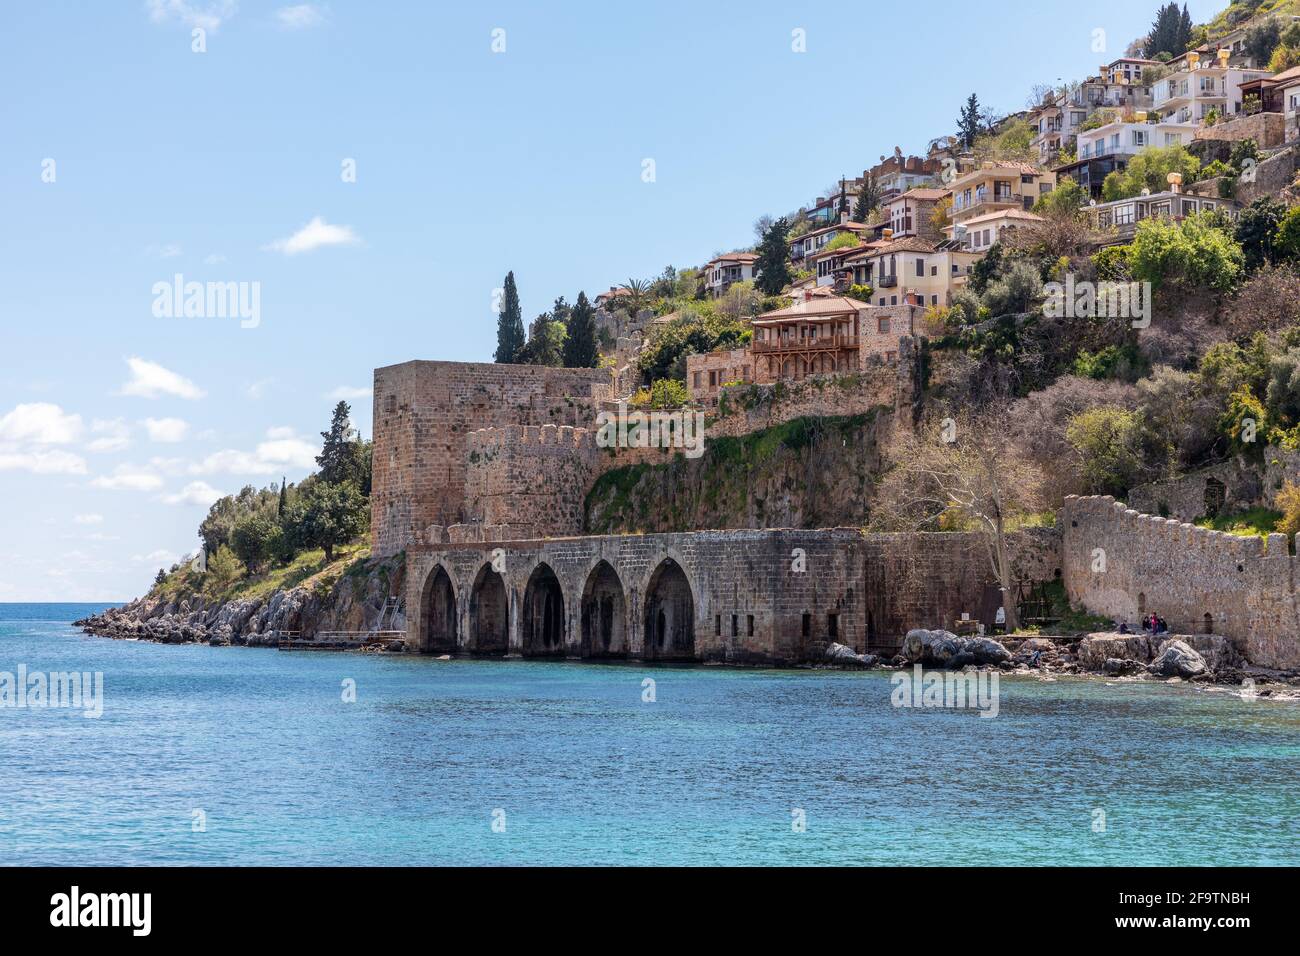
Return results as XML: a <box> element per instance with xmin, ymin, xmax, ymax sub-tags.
<box><xmin>0</xmin><ymin>0</ymin><xmax>1224</xmax><ymax>601</ymax></box>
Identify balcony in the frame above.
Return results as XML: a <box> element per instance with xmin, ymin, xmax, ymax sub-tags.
<box><xmin>752</xmin><ymin>333</ymin><xmax>860</xmax><ymax>354</ymax></box>
<box><xmin>877</xmin><ymin>274</ymin><xmax>897</xmax><ymax>287</ymax></box>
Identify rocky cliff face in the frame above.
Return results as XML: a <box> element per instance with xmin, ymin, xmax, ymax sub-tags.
<box><xmin>584</xmin><ymin>411</ymin><xmax>888</xmax><ymax>534</ymax></box>
<box><xmin>77</xmin><ymin>553</ymin><xmax>406</xmax><ymax>649</ymax></box>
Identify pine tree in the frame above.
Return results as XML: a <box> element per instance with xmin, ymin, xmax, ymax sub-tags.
<box><xmin>317</xmin><ymin>401</ymin><xmax>357</xmax><ymax>485</ymax></box>
<box><xmin>278</xmin><ymin>477</ymin><xmax>287</xmax><ymax>517</ymax></box>
<box><xmin>754</xmin><ymin>217</ymin><xmax>792</xmax><ymax>295</ymax></box>
<box><xmin>494</xmin><ymin>270</ymin><xmax>525</xmax><ymax>363</ymax></box>
<box><xmin>852</xmin><ymin>174</ymin><xmax>881</xmax><ymax>223</ymax></box>
<box><xmin>957</xmin><ymin>93</ymin><xmax>983</xmax><ymax>149</ymax></box>
<box><xmin>1145</xmin><ymin>2</ymin><xmax>1192</xmax><ymax>60</ymax></box>
<box><xmin>562</xmin><ymin>291</ymin><xmax>598</xmax><ymax>368</ymax></box>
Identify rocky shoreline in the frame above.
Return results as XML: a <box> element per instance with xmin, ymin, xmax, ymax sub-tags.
<box><xmin>818</xmin><ymin>628</ymin><xmax>1300</xmax><ymax>695</ymax></box>
<box><xmin>76</xmin><ymin>553</ymin><xmax>407</xmax><ymax>652</ymax></box>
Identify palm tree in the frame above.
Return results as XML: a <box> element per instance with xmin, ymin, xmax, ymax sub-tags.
<box><xmin>623</xmin><ymin>278</ymin><xmax>652</xmax><ymax>317</ymax></box>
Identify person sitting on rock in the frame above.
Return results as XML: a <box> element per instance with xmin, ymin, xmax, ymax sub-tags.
<box><xmin>1117</xmin><ymin>620</ymin><xmax>1131</xmax><ymax>634</ymax></box>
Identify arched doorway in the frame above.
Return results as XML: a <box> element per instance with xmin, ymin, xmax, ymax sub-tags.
<box><xmin>421</xmin><ymin>565</ymin><xmax>457</xmax><ymax>654</ymax></box>
<box><xmin>580</xmin><ymin>560</ymin><xmax>627</xmax><ymax>659</ymax></box>
<box><xmin>469</xmin><ymin>564</ymin><xmax>509</xmax><ymax>655</ymax></box>
<box><xmin>522</xmin><ymin>563</ymin><xmax>565</xmax><ymax>657</ymax></box>
<box><xmin>643</xmin><ymin>558</ymin><xmax>695</xmax><ymax>661</ymax></box>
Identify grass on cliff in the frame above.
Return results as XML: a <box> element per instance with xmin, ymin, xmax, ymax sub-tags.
<box><xmin>150</xmin><ymin>539</ymin><xmax>371</xmax><ymax>605</ymax></box>
<box><xmin>1194</xmin><ymin>507</ymin><xmax>1282</xmax><ymax>540</ymax></box>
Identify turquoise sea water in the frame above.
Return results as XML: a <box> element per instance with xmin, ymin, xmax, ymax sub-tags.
<box><xmin>1</xmin><ymin>603</ymin><xmax>1298</xmax><ymax>866</ymax></box>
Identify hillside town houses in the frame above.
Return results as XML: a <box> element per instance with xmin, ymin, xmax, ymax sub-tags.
<box><xmin>580</xmin><ymin>34</ymin><xmax>1294</xmax><ymax>404</ymax></box>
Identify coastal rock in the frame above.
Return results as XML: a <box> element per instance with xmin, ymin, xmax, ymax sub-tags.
<box><xmin>966</xmin><ymin>637</ymin><xmax>1011</xmax><ymax>665</ymax></box>
<box><xmin>900</xmin><ymin>629</ymin><xmax>1005</xmax><ymax>668</ymax></box>
<box><xmin>824</xmin><ymin>642</ymin><xmax>878</xmax><ymax>668</ymax></box>
<box><xmin>1148</xmin><ymin>640</ymin><xmax>1209</xmax><ymax>679</ymax></box>
<box><xmin>1078</xmin><ymin>633</ymin><xmax>1151</xmax><ymax>671</ymax></box>
<box><xmin>1103</xmin><ymin>657</ymin><xmax>1138</xmax><ymax>675</ymax></box>
<box><xmin>1011</xmin><ymin>637</ymin><xmax>1059</xmax><ymax>667</ymax></box>
<box><xmin>1176</xmin><ymin>634</ymin><xmax>1241</xmax><ymax>674</ymax></box>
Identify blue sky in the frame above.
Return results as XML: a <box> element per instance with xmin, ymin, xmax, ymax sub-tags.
<box><xmin>0</xmin><ymin>0</ymin><xmax>1222</xmax><ymax>600</ymax></box>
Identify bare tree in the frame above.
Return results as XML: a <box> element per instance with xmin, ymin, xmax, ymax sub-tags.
<box><xmin>870</xmin><ymin>409</ymin><xmax>1048</xmax><ymax>632</ymax></box>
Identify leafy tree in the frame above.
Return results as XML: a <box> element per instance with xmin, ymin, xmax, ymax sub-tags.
<box><xmin>494</xmin><ymin>270</ymin><xmax>525</xmax><ymax>363</ymax></box>
<box><xmin>967</xmin><ymin>241</ymin><xmax>1004</xmax><ymax>295</ymax></box>
<box><xmin>754</xmin><ymin>216</ymin><xmax>792</xmax><ymax>295</ymax></box>
<box><xmin>286</xmin><ymin>481</ymin><xmax>367</xmax><ymax>563</ymax></box>
<box><xmin>1032</xmin><ymin>176</ymin><xmax>1086</xmax><ymax>218</ymax></box>
<box><xmin>981</xmin><ymin>261</ymin><xmax>1042</xmax><ymax>317</ymax></box>
<box><xmin>1100</xmin><ymin>144</ymin><xmax>1200</xmax><ymax>201</ymax></box>
<box><xmin>1128</xmin><ymin>211</ymin><xmax>1245</xmax><ymax>292</ymax></box>
<box><xmin>203</xmin><ymin>545</ymin><xmax>243</xmax><ymax>595</ymax></box>
<box><xmin>562</xmin><ymin>291</ymin><xmax>598</xmax><ymax>368</ymax></box>
<box><xmin>957</xmin><ymin>93</ymin><xmax>983</xmax><ymax>149</ymax></box>
<box><xmin>154</xmin><ymin>568</ymin><xmax>167</xmax><ymax>587</ymax></box>
<box><xmin>1273</xmin><ymin>204</ymin><xmax>1300</xmax><ymax>262</ymax></box>
<box><xmin>1277</xmin><ymin>480</ymin><xmax>1300</xmax><ymax>537</ymax></box>
<box><xmin>1244</xmin><ymin>15</ymin><xmax>1283</xmax><ymax>65</ymax></box>
<box><xmin>518</xmin><ymin>311</ymin><xmax>567</xmax><ymax>366</ymax></box>
<box><xmin>230</xmin><ymin>511</ymin><xmax>277</xmax><ymax>573</ymax></box>
<box><xmin>1066</xmin><ymin>406</ymin><xmax>1151</xmax><ymax>496</ymax></box>
<box><xmin>1235</xmin><ymin>197</ymin><xmax>1285</xmax><ymax>271</ymax></box>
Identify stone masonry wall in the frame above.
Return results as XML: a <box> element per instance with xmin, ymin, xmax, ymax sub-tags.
<box><xmin>1193</xmin><ymin>111</ymin><xmax>1286</xmax><ymax>148</ymax></box>
<box><xmin>1060</xmin><ymin>494</ymin><xmax>1300</xmax><ymax>669</ymax></box>
<box><xmin>370</xmin><ymin>360</ymin><xmax>609</xmax><ymax>556</ymax></box>
<box><xmin>405</xmin><ymin>526</ymin><xmax>1061</xmax><ymax>665</ymax></box>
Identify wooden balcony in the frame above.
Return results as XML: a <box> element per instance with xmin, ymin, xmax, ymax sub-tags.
<box><xmin>752</xmin><ymin>334</ymin><xmax>860</xmax><ymax>354</ymax></box>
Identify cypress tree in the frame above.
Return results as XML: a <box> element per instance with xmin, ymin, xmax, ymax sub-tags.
<box><xmin>494</xmin><ymin>270</ymin><xmax>525</xmax><ymax>363</ymax></box>
<box><xmin>563</xmin><ymin>291</ymin><xmax>598</xmax><ymax>368</ymax></box>
<box><xmin>754</xmin><ymin>217</ymin><xmax>792</xmax><ymax>295</ymax></box>
<box><xmin>278</xmin><ymin>477</ymin><xmax>287</xmax><ymax>517</ymax></box>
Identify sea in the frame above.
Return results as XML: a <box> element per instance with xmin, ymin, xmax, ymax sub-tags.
<box><xmin>2</xmin><ymin>603</ymin><xmax>1297</xmax><ymax>865</ymax></box>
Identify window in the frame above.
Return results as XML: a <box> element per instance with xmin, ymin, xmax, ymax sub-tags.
<box><xmin>747</xmin><ymin>615</ymin><xmax>754</xmax><ymax>636</ymax></box>
<box><xmin>715</xmin><ymin>615</ymin><xmax>721</xmax><ymax>636</ymax></box>
<box><xmin>931</xmin><ymin>295</ymin><xmax>938</xmax><ymax>305</ymax></box>
<box><xmin>801</xmin><ymin>613</ymin><xmax>811</xmax><ymax>637</ymax></box>
<box><xmin>827</xmin><ymin>612</ymin><xmax>839</xmax><ymax>639</ymax></box>
<box><xmin>915</xmin><ymin>257</ymin><xmax>925</xmax><ymax>277</ymax></box>
<box><xmin>930</xmin><ymin>265</ymin><xmax>938</xmax><ymax>276</ymax></box>
<box><xmin>889</xmin><ymin>295</ymin><xmax>897</xmax><ymax>305</ymax></box>
<box><xmin>877</xmin><ymin>316</ymin><xmax>890</xmax><ymax>333</ymax></box>
<box><xmin>693</xmin><ymin>371</ymin><xmax>701</xmax><ymax>388</ymax></box>
<box><xmin>731</xmin><ymin>614</ymin><xmax>738</xmax><ymax>638</ymax></box>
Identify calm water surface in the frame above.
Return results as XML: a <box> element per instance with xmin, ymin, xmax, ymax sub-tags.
<box><xmin>2</xmin><ymin>603</ymin><xmax>1297</xmax><ymax>865</ymax></box>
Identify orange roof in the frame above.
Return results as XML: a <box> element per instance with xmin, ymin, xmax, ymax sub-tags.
<box><xmin>753</xmin><ymin>295</ymin><xmax>872</xmax><ymax>323</ymax></box>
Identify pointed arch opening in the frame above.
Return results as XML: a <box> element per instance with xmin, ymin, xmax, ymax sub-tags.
<box><xmin>420</xmin><ymin>564</ymin><xmax>457</xmax><ymax>654</ymax></box>
<box><xmin>581</xmin><ymin>560</ymin><xmax>627</xmax><ymax>659</ymax></box>
<box><xmin>522</xmin><ymin>562</ymin><xmax>565</xmax><ymax>657</ymax></box>
<box><xmin>469</xmin><ymin>564</ymin><xmax>509</xmax><ymax>656</ymax></box>
<box><xmin>643</xmin><ymin>557</ymin><xmax>695</xmax><ymax>661</ymax></box>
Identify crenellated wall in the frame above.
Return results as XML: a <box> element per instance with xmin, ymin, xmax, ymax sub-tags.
<box><xmin>1060</xmin><ymin>494</ymin><xmax>1300</xmax><ymax>669</ymax></box>
<box><xmin>370</xmin><ymin>360</ymin><xmax>610</xmax><ymax>556</ymax></box>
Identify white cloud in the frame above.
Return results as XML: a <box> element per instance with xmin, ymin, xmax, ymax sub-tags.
<box><xmin>328</xmin><ymin>385</ymin><xmax>372</xmax><ymax>400</ymax></box>
<box><xmin>146</xmin><ymin>0</ymin><xmax>237</xmax><ymax>31</ymax></box>
<box><xmin>0</xmin><ymin>403</ymin><xmax>83</xmax><ymax>444</ymax></box>
<box><xmin>163</xmin><ymin>480</ymin><xmax>224</xmax><ymax>507</ymax></box>
<box><xmin>90</xmin><ymin>465</ymin><xmax>164</xmax><ymax>492</ymax></box>
<box><xmin>190</xmin><ymin>427</ymin><xmax>318</xmax><ymax>475</ymax></box>
<box><xmin>120</xmin><ymin>357</ymin><xmax>205</xmax><ymax>400</ymax></box>
<box><xmin>74</xmin><ymin>513</ymin><xmax>104</xmax><ymax>525</ymax></box>
<box><xmin>143</xmin><ymin>417</ymin><xmax>190</xmax><ymax>443</ymax></box>
<box><xmin>264</xmin><ymin>216</ymin><xmax>360</xmax><ymax>255</ymax></box>
<box><xmin>134</xmin><ymin>548</ymin><xmax>180</xmax><ymax>565</ymax></box>
<box><xmin>146</xmin><ymin>242</ymin><xmax>183</xmax><ymax>259</ymax></box>
<box><xmin>0</xmin><ymin>449</ymin><xmax>88</xmax><ymax>475</ymax></box>
<box><xmin>87</xmin><ymin>418</ymin><xmax>132</xmax><ymax>453</ymax></box>
<box><xmin>265</xmin><ymin>425</ymin><xmax>296</xmax><ymax>439</ymax></box>
<box><xmin>203</xmin><ymin>253</ymin><xmax>227</xmax><ymax>265</ymax></box>
<box><xmin>245</xmin><ymin>378</ymin><xmax>275</xmax><ymax>400</ymax></box>
<box><xmin>275</xmin><ymin>4</ymin><xmax>325</xmax><ymax>29</ymax></box>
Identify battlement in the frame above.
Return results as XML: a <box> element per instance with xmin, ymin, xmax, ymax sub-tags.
<box><xmin>1060</xmin><ymin>495</ymin><xmax>1300</xmax><ymax>669</ymax></box>
<box><xmin>467</xmin><ymin>423</ymin><xmax>598</xmax><ymax>456</ymax></box>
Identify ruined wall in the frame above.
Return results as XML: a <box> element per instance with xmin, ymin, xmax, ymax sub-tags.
<box><xmin>1060</xmin><ymin>494</ymin><xmax>1300</xmax><ymax>669</ymax></box>
<box><xmin>370</xmin><ymin>360</ymin><xmax>609</xmax><ymax>556</ymax></box>
<box><xmin>405</xmin><ymin>526</ymin><xmax>1062</xmax><ymax>665</ymax></box>
<box><xmin>1192</xmin><ymin>112</ymin><xmax>1286</xmax><ymax>149</ymax></box>
<box><xmin>1125</xmin><ymin>457</ymin><xmax>1263</xmax><ymax>522</ymax></box>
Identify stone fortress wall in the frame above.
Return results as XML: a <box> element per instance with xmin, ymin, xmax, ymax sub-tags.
<box><xmin>1060</xmin><ymin>495</ymin><xmax>1300</xmax><ymax>669</ymax></box>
